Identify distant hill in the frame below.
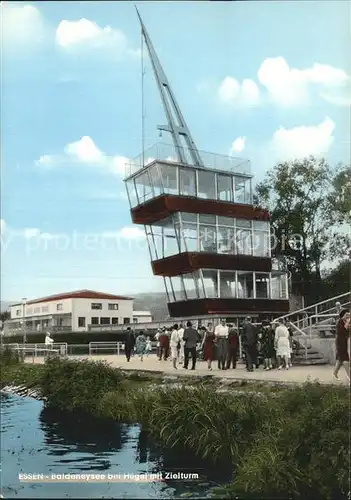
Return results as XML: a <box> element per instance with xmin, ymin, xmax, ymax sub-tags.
<box><xmin>133</xmin><ymin>292</ymin><xmax>169</xmax><ymax>321</ymax></box>
<box><xmin>1</xmin><ymin>301</ymin><xmax>14</xmax><ymax>312</ymax></box>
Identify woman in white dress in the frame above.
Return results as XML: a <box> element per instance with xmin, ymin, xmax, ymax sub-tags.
<box><xmin>274</xmin><ymin>320</ymin><xmax>291</xmax><ymax>370</ymax></box>
<box><xmin>170</xmin><ymin>324</ymin><xmax>180</xmax><ymax>369</ymax></box>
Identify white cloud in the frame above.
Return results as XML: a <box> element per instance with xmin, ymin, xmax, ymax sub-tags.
<box><xmin>230</xmin><ymin>137</ymin><xmax>246</xmax><ymax>154</ymax></box>
<box><xmin>270</xmin><ymin>117</ymin><xmax>335</xmax><ymax>161</ymax></box>
<box><xmin>218</xmin><ymin>77</ymin><xmax>260</xmax><ymax>107</ymax></box>
<box><xmin>64</xmin><ymin>136</ymin><xmax>104</xmax><ymax>163</ymax></box>
<box><xmin>117</xmin><ymin>227</ymin><xmax>145</xmax><ymax>239</ymax></box>
<box><xmin>2</xmin><ymin>4</ymin><xmax>45</xmax><ymax>48</ymax></box>
<box><xmin>55</xmin><ymin>18</ymin><xmax>140</xmax><ymax>59</ymax></box>
<box><xmin>35</xmin><ymin>136</ymin><xmax>131</xmax><ymax>177</ymax></box>
<box><xmin>258</xmin><ymin>57</ymin><xmax>350</xmax><ymax>107</ymax></box>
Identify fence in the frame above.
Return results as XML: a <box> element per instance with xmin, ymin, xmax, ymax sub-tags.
<box><xmin>88</xmin><ymin>342</ymin><xmax>124</xmax><ymax>355</ymax></box>
<box><xmin>18</xmin><ymin>343</ymin><xmax>68</xmax><ymax>356</ymax></box>
<box><xmin>16</xmin><ymin>347</ymin><xmax>61</xmax><ymax>363</ymax></box>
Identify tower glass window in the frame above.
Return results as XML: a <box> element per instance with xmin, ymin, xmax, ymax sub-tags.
<box><xmin>217</xmin><ymin>174</ymin><xmax>233</xmax><ymax>202</ymax></box>
<box><xmin>135</xmin><ymin>170</ymin><xmax>153</xmax><ymax>204</ymax></box>
<box><xmin>237</xmin><ymin>271</ymin><xmax>254</xmax><ymax>298</ymax></box>
<box><xmin>159</xmin><ymin>163</ymin><xmax>178</xmax><ymax>194</ymax></box>
<box><xmin>179</xmin><ymin>168</ymin><xmax>196</xmax><ymax>197</ymax></box>
<box><xmin>197</xmin><ymin>170</ymin><xmax>216</xmax><ymax>199</ymax></box>
<box><xmin>202</xmin><ymin>269</ymin><xmax>219</xmax><ymax>298</ymax></box>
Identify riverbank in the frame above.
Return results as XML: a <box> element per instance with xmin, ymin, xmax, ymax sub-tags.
<box><xmin>1</xmin><ymin>352</ymin><xmax>349</xmax><ymax>499</ymax></box>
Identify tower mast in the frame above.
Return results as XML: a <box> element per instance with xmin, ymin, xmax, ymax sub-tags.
<box><xmin>136</xmin><ymin>8</ymin><xmax>204</xmax><ymax>167</ymax></box>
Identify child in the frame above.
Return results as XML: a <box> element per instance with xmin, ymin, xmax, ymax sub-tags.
<box><xmin>145</xmin><ymin>336</ymin><xmax>152</xmax><ymax>356</ymax></box>
<box><xmin>135</xmin><ymin>331</ymin><xmax>146</xmax><ymax>362</ymax></box>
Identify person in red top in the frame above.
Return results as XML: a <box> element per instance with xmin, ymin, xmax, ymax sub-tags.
<box><xmin>333</xmin><ymin>309</ymin><xmax>350</xmax><ymax>382</ymax></box>
<box><xmin>201</xmin><ymin>326</ymin><xmax>215</xmax><ymax>370</ymax></box>
<box><xmin>159</xmin><ymin>328</ymin><xmax>170</xmax><ymax>361</ymax></box>
<box><xmin>226</xmin><ymin>324</ymin><xmax>239</xmax><ymax>369</ymax></box>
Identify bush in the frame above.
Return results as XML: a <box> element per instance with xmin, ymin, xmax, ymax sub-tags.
<box><xmin>0</xmin><ymin>345</ymin><xmax>20</xmax><ymax>366</ymax></box>
<box><xmin>41</xmin><ymin>357</ymin><xmax>123</xmax><ymax>413</ymax></box>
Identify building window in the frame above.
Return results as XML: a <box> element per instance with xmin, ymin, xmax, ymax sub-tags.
<box><xmin>91</xmin><ymin>303</ymin><xmax>102</xmax><ymax>310</ymax></box>
<box><xmin>16</xmin><ymin>309</ymin><xmax>21</xmax><ymax>316</ymax></box>
<box><xmin>219</xmin><ymin>270</ymin><xmax>237</xmax><ymax>298</ymax></box>
<box><xmin>91</xmin><ymin>317</ymin><xmax>99</xmax><ymax>325</ymax></box>
<box><xmin>163</xmin><ymin>225</ymin><xmax>179</xmax><ymax>258</ymax></box>
<box><xmin>108</xmin><ymin>303</ymin><xmax>119</xmax><ymax>310</ymax></box>
<box><xmin>218</xmin><ymin>226</ymin><xmax>235</xmax><ymax>254</ymax></box>
<box><xmin>255</xmin><ymin>273</ymin><xmax>270</xmax><ymax>299</ymax></box>
<box><xmin>197</xmin><ymin>170</ymin><xmax>216</xmax><ymax>199</ymax></box>
<box><xmin>100</xmin><ymin>317</ymin><xmax>110</xmax><ymax>325</ymax></box>
<box><xmin>112</xmin><ymin>318</ymin><xmax>119</xmax><ymax>325</ymax></box>
<box><xmin>252</xmin><ymin>221</ymin><xmax>270</xmax><ymax>257</ymax></box>
<box><xmin>202</xmin><ymin>270</ymin><xmax>219</xmax><ymax>298</ymax></box>
<box><xmin>234</xmin><ymin>176</ymin><xmax>252</xmax><ymax>204</ymax></box>
<box><xmin>123</xmin><ymin>318</ymin><xmax>131</xmax><ymax>324</ymax></box>
<box><xmin>42</xmin><ymin>306</ymin><xmax>49</xmax><ymax>313</ymax></box>
<box><xmin>182</xmin><ymin>273</ymin><xmax>198</xmax><ymax>299</ymax></box>
<box><xmin>159</xmin><ymin>163</ymin><xmax>178</xmax><ymax>195</ymax></box>
<box><xmin>56</xmin><ymin>304</ymin><xmax>63</xmax><ymax>311</ymax></box>
<box><xmin>78</xmin><ymin>317</ymin><xmax>86</xmax><ymax>328</ymax></box>
<box><xmin>217</xmin><ymin>174</ymin><xmax>233</xmax><ymax>202</ymax></box>
<box><xmin>169</xmin><ymin>276</ymin><xmax>186</xmax><ymax>301</ymax></box>
<box><xmin>133</xmin><ymin>318</ymin><xmax>138</xmax><ymax>324</ymax></box>
<box><xmin>179</xmin><ymin>168</ymin><xmax>196</xmax><ymax>197</ymax></box>
<box><xmin>199</xmin><ymin>223</ymin><xmax>217</xmax><ymax>253</ymax></box>
<box><xmin>135</xmin><ymin>170</ymin><xmax>153</xmax><ymax>204</ymax></box>
<box><xmin>236</xmin><ymin>229</ymin><xmax>252</xmax><ymax>255</ymax></box>
<box><xmin>237</xmin><ymin>271</ymin><xmax>254</xmax><ymax>298</ymax></box>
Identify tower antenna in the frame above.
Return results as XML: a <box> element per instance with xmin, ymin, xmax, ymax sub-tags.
<box><xmin>135</xmin><ymin>7</ymin><xmax>204</xmax><ymax>167</ymax></box>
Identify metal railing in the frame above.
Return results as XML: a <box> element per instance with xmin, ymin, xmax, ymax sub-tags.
<box><xmin>17</xmin><ymin>347</ymin><xmax>61</xmax><ymax>363</ymax></box>
<box><xmin>125</xmin><ymin>142</ymin><xmax>252</xmax><ymax>179</ymax></box>
<box><xmin>18</xmin><ymin>343</ymin><xmax>68</xmax><ymax>356</ymax></box>
<box><xmin>88</xmin><ymin>342</ymin><xmax>124</xmax><ymax>355</ymax></box>
<box><xmin>276</xmin><ymin>292</ymin><xmax>350</xmax><ymax>329</ymax></box>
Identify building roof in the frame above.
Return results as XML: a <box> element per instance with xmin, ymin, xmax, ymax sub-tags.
<box><xmin>26</xmin><ymin>289</ymin><xmax>134</xmax><ymax>305</ymax></box>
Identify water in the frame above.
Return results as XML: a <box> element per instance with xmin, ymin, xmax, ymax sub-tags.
<box><xmin>1</xmin><ymin>393</ymin><xmax>232</xmax><ymax>498</ymax></box>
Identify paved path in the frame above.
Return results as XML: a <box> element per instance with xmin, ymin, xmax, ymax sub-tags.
<box><xmin>25</xmin><ymin>354</ymin><xmax>350</xmax><ymax>386</ymax></box>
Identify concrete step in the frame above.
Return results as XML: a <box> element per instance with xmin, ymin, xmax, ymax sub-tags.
<box><xmin>294</xmin><ymin>353</ymin><xmax>325</xmax><ymax>360</ymax></box>
<box><xmin>293</xmin><ymin>358</ymin><xmax>330</xmax><ymax>365</ymax></box>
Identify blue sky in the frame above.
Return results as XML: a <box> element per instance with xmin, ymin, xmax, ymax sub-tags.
<box><xmin>1</xmin><ymin>1</ymin><xmax>350</xmax><ymax>301</ymax></box>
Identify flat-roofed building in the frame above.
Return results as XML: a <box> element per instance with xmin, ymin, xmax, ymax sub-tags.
<box><xmin>6</xmin><ymin>290</ymin><xmax>151</xmax><ymax>334</ymax></box>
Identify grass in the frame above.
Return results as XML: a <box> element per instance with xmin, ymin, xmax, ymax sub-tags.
<box><xmin>1</xmin><ymin>352</ymin><xmax>349</xmax><ymax>499</ymax></box>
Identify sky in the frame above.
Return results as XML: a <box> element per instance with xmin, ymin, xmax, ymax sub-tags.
<box><xmin>1</xmin><ymin>1</ymin><xmax>350</xmax><ymax>301</ymax></box>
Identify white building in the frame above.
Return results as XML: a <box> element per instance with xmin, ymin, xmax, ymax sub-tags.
<box><xmin>132</xmin><ymin>311</ymin><xmax>153</xmax><ymax>324</ymax></box>
<box><xmin>6</xmin><ymin>289</ymin><xmax>152</xmax><ymax>334</ymax></box>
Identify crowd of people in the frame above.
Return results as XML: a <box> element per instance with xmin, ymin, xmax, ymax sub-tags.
<box><xmin>123</xmin><ymin>317</ymin><xmax>300</xmax><ymax>372</ymax></box>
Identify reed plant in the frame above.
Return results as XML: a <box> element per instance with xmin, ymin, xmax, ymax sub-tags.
<box><xmin>0</xmin><ymin>345</ymin><xmax>20</xmax><ymax>366</ymax></box>
<box><xmin>41</xmin><ymin>357</ymin><xmax>123</xmax><ymax>414</ymax></box>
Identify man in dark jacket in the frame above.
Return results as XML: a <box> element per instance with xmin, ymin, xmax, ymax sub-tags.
<box><xmin>183</xmin><ymin>321</ymin><xmax>200</xmax><ymax>370</ymax></box>
<box><xmin>226</xmin><ymin>324</ymin><xmax>239</xmax><ymax>369</ymax></box>
<box><xmin>242</xmin><ymin>317</ymin><xmax>257</xmax><ymax>372</ymax></box>
<box><xmin>124</xmin><ymin>327</ymin><xmax>135</xmax><ymax>362</ymax></box>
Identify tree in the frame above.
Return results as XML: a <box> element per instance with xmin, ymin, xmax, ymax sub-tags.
<box><xmin>254</xmin><ymin>156</ymin><xmax>345</xmax><ymax>303</ymax></box>
<box><xmin>328</xmin><ymin>165</ymin><xmax>351</xmax><ymax>224</ymax></box>
<box><xmin>0</xmin><ymin>310</ymin><xmax>10</xmax><ymax>323</ymax></box>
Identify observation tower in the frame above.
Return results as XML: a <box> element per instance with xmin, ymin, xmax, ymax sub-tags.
<box><xmin>124</xmin><ymin>10</ymin><xmax>289</xmax><ymax>322</ymax></box>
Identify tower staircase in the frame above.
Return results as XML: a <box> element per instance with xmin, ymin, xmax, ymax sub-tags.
<box><xmin>276</xmin><ymin>292</ymin><xmax>351</xmax><ymax>365</ymax></box>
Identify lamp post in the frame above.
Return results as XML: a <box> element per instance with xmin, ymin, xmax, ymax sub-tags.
<box><xmin>21</xmin><ymin>297</ymin><xmax>27</xmax><ymax>345</ymax></box>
